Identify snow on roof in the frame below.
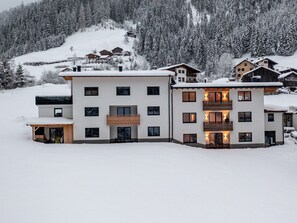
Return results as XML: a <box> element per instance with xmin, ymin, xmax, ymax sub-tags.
<box><xmin>172</xmin><ymin>82</ymin><xmax>283</xmax><ymax>88</ymax></box>
<box><xmin>278</xmin><ymin>71</ymin><xmax>297</xmax><ymax>79</ymax></box>
<box><xmin>60</xmin><ymin>70</ymin><xmax>174</xmax><ymax>77</ymax></box>
<box><xmin>254</xmin><ymin>57</ymin><xmax>278</xmax><ymax>65</ymax></box>
<box><xmin>26</xmin><ymin>118</ymin><xmax>74</xmax><ymax>126</ymax></box>
<box><xmin>240</xmin><ymin>66</ymin><xmax>281</xmax><ymax>80</ymax></box>
<box><xmin>158</xmin><ymin>63</ymin><xmax>201</xmax><ymax>73</ymax></box>
<box><xmin>264</xmin><ymin>104</ymin><xmax>288</xmax><ymax>112</ymax></box>
<box><xmin>233</xmin><ymin>58</ymin><xmax>255</xmax><ymax>68</ymax></box>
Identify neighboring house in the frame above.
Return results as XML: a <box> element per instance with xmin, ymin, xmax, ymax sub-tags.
<box><xmin>98</xmin><ymin>55</ymin><xmax>111</xmax><ymax>63</ymax></box>
<box><xmin>86</xmin><ymin>53</ymin><xmax>100</xmax><ymax>63</ymax></box>
<box><xmin>233</xmin><ymin>59</ymin><xmax>256</xmax><ymax>81</ymax></box>
<box><xmin>127</xmin><ymin>31</ymin><xmax>136</xmax><ymax>38</ymax></box>
<box><xmin>254</xmin><ymin>58</ymin><xmax>278</xmax><ymax>70</ymax></box>
<box><xmin>112</xmin><ymin>47</ymin><xmax>123</xmax><ymax>56</ymax></box>
<box><xmin>99</xmin><ymin>49</ymin><xmax>113</xmax><ymax>57</ymax></box>
<box><xmin>284</xmin><ymin>106</ymin><xmax>297</xmax><ymax>130</ymax></box>
<box><xmin>27</xmin><ymin>69</ymin><xmax>283</xmax><ymax>148</ymax></box>
<box><xmin>158</xmin><ymin>63</ymin><xmax>201</xmax><ymax>83</ymax></box>
<box><xmin>278</xmin><ymin>71</ymin><xmax>297</xmax><ymax>90</ymax></box>
<box><xmin>123</xmin><ymin>51</ymin><xmax>131</xmax><ymax>56</ymax></box>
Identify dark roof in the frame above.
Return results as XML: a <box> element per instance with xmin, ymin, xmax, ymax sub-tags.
<box><xmin>280</xmin><ymin>67</ymin><xmax>297</xmax><ymax>74</ymax></box>
<box><xmin>158</xmin><ymin>63</ymin><xmax>201</xmax><ymax>73</ymax></box>
<box><xmin>255</xmin><ymin>57</ymin><xmax>278</xmax><ymax>65</ymax></box>
<box><xmin>112</xmin><ymin>47</ymin><xmax>123</xmax><ymax>53</ymax></box>
<box><xmin>36</xmin><ymin>96</ymin><xmax>72</xmax><ymax>105</ymax></box>
<box><xmin>233</xmin><ymin>59</ymin><xmax>255</xmax><ymax>68</ymax></box>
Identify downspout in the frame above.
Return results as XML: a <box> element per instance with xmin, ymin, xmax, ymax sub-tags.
<box><xmin>171</xmin><ymin>83</ymin><xmax>174</xmax><ymax>142</ymax></box>
<box><xmin>168</xmin><ymin>75</ymin><xmax>171</xmax><ymax>142</ymax></box>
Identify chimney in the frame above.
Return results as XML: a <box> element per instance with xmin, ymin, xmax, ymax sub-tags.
<box><xmin>118</xmin><ymin>63</ymin><xmax>123</xmax><ymax>72</ymax></box>
<box><xmin>73</xmin><ymin>67</ymin><xmax>77</xmax><ymax>72</ymax></box>
<box><xmin>77</xmin><ymin>66</ymin><xmax>81</xmax><ymax>72</ymax></box>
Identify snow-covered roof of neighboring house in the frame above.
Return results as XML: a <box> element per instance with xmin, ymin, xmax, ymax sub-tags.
<box><xmin>278</xmin><ymin>71</ymin><xmax>297</xmax><ymax>79</ymax></box>
<box><xmin>233</xmin><ymin>59</ymin><xmax>255</xmax><ymax>68</ymax></box>
<box><xmin>264</xmin><ymin>104</ymin><xmax>288</xmax><ymax>112</ymax></box>
<box><xmin>26</xmin><ymin>118</ymin><xmax>74</xmax><ymax>126</ymax></box>
<box><xmin>60</xmin><ymin>70</ymin><xmax>175</xmax><ymax>77</ymax></box>
<box><xmin>240</xmin><ymin>66</ymin><xmax>281</xmax><ymax>80</ymax></box>
<box><xmin>158</xmin><ymin>63</ymin><xmax>201</xmax><ymax>73</ymax></box>
<box><xmin>254</xmin><ymin>57</ymin><xmax>278</xmax><ymax>65</ymax></box>
<box><xmin>99</xmin><ymin>55</ymin><xmax>111</xmax><ymax>59</ymax></box>
<box><xmin>172</xmin><ymin>82</ymin><xmax>282</xmax><ymax>88</ymax></box>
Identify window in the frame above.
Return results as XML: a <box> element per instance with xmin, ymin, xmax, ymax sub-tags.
<box><xmin>239</xmin><ymin>132</ymin><xmax>252</xmax><ymax>142</ymax></box>
<box><xmin>237</xmin><ymin>68</ymin><xmax>241</xmax><ymax>72</ymax></box>
<box><xmin>148</xmin><ymin>126</ymin><xmax>160</xmax><ymax>136</ymax></box>
<box><xmin>238</xmin><ymin>91</ymin><xmax>251</xmax><ymax>101</ymax></box>
<box><xmin>181</xmin><ymin>70</ymin><xmax>185</xmax><ymax>74</ymax></box>
<box><xmin>268</xmin><ymin>113</ymin><xmax>274</xmax><ymax>122</ymax></box>
<box><xmin>209</xmin><ymin>112</ymin><xmax>223</xmax><ymax>123</ymax></box>
<box><xmin>182</xmin><ymin>77</ymin><xmax>185</xmax><ymax>82</ymax></box>
<box><xmin>85</xmin><ymin>87</ymin><xmax>98</xmax><ymax>96</ymax></box>
<box><xmin>183</xmin><ymin>134</ymin><xmax>197</xmax><ymax>143</ymax></box>
<box><xmin>183</xmin><ymin>113</ymin><xmax>196</xmax><ymax>123</ymax></box>
<box><xmin>264</xmin><ymin>60</ymin><xmax>268</xmax><ymax>64</ymax></box>
<box><xmin>244</xmin><ymin>63</ymin><xmax>247</xmax><ymax>66</ymax></box>
<box><xmin>85</xmin><ymin>107</ymin><xmax>99</xmax><ymax>116</ymax></box>
<box><xmin>182</xmin><ymin>92</ymin><xmax>196</xmax><ymax>102</ymax></box>
<box><xmin>208</xmin><ymin>92</ymin><xmax>223</xmax><ymax>102</ymax></box>
<box><xmin>178</xmin><ymin>77</ymin><xmax>181</xmax><ymax>82</ymax></box>
<box><xmin>85</xmin><ymin>128</ymin><xmax>99</xmax><ymax>138</ymax></box>
<box><xmin>147</xmin><ymin>87</ymin><xmax>160</xmax><ymax>95</ymax></box>
<box><xmin>116</xmin><ymin>87</ymin><xmax>130</xmax><ymax>95</ymax></box>
<box><xmin>178</xmin><ymin>70</ymin><xmax>181</xmax><ymax>73</ymax></box>
<box><xmin>238</xmin><ymin>112</ymin><xmax>252</xmax><ymax>122</ymax></box>
<box><xmin>242</xmin><ymin>68</ymin><xmax>245</xmax><ymax>71</ymax></box>
<box><xmin>117</xmin><ymin>107</ymin><xmax>131</xmax><ymax>115</ymax></box>
<box><xmin>54</xmin><ymin>108</ymin><xmax>63</xmax><ymax>117</ymax></box>
<box><xmin>147</xmin><ymin>106</ymin><xmax>160</xmax><ymax>115</ymax></box>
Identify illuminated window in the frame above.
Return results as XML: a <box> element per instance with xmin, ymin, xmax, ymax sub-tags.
<box><xmin>183</xmin><ymin>113</ymin><xmax>196</xmax><ymax>123</ymax></box>
<box><xmin>238</xmin><ymin>91</ymin><xmax>251</xmax><ymax>101</ymax></box>
<box><xmin>182</xmin><ymin>92</ymin><xmax>196</xmax><ymax>102</ymax></box>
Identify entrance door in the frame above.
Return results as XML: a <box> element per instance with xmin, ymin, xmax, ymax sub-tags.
<box><xmin>265</xmin><ymin>131</ymin><xmax>276</xmax><ymax>146</ymax></box>
<box><xmin>117</xmin><ymin>127</ymin><xmax>131</xmax><ymax>142</ymax></box>
<box><xmin>209</xmin><ymin>133</ymin><xmax>223</xmax><ymax>148</ymax></box>
<box><xmin>49</xmin><ymin>128</ymin><xmax>64</xmax><ymax>143</ymax></box>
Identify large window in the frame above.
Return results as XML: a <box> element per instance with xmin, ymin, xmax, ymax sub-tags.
<box><xmin>117</xmin><ymin>107</ymin><xmax>131</xmax><ymax>115</ymax></box>
<box><xmin>148</xmin><ymin>127</ymin><xmax>160</xmax><ymax>136</ymax></box>
<box><xmin>238</xmin><ymin>91</ymin><xmax>251</xmax><ymax>101</ymax></box>
<box><xmin>182</xmin><ymin>92</ymin><xmax>196</xmax><ymax>102</ymax></box>
<box><xmin>208</xmin><ymin>92</ymin><xmax>223</xmax><ymax>102</ymax></box>
<box><xmin>183</xmin><ymin>134</ymin><xmax>197</xmax><ymax>143</ymax></box>
<box><xmin>116</xmin><ymin>87</ymin><xmax>130</xmax><ymax>96</ymax></box>
<box><xmin>147</xmin><ymin>106</ymin><xmax>160</xmax><ymax>115</ymax></box>
<box><xmin>85</xmin><ymin>107</ymin><xmax>99</xmax><ymax>116</ymax></box>
<box><xmin>183</xmin><ymin>113</ymin><xmax>196</xmax><ymax>123</ymax></box>
<box><xmin>239</xmin><ymin>132</ymin><xmax>252</xmax><ymax>142</ymax></box>
<box><xmin>209</xmin><ymin>112</ymin><xmax>223</xmax><ymax>123</ymax></box>
<box><xmin>85</xmin><ymin>128</ymin><xmax>99</xmax><ymax>138</ymax></box>
<box><xmin>238</xmin><ymin>112</ymin><xmax>252</xmax><ymax>122</ymax></box>
<box><xmin>147</xmin><ymin>87</ymin><xmax>160</xmax><ymax>95</ymax></box>
<box><xmin>54</xmin><ymin>108</ymin><xmax>63</xmax><ymax>117</ymax></box>
<box><xmin>85</xmin><ymin>87</ymin><xmax>98</xmax><ymax>96</ymax></box>
<box><xmin>268</xmin><ymin>113</ymin><xmax>274</xmax><ymax>122</ymax></box>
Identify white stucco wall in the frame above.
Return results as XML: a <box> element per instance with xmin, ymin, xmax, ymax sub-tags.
<box><xmin>38</xmin><ymin>105</ymin><xmax>73</xmax><ymax>118</ymax></box>
<box><xmin>72</xmin><ymin>76</ymin><xmax>171</xmax><ymax>142</ymax></box>
<box><xmin>264</xmin><ymin>112</ymin><xmax>284</xmax><ymax>143</ymax></box>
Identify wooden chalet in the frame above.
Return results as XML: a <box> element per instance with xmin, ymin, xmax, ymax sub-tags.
<box><xmin>278</xmin><ymin>71</ymin><xmax>297</xmax><ymax>89</ymax></box>
<box><xmin>159</xmin><ymin>63</ymin><xmax>201</xmax><ymax>83</ymax></box>
<box><xmin>254</xmin><ymin>58</ymin><xmax>278</xmax><ymax>70</ymax></box>
<box><xmin>86</xmin><ymin>53</ymin><xmax>100</xmax><ymax>63</ymax></box>
<box><xmin>280</xmin><ymin>67</ymin><xmax>297</xmax><ymax>74</ymax></box>
<box><xmin>112</xmin><ymin>47</ymin><xmax>123</xmax><ymax>56</ymax></box>
<box><xmin>100</xmin><ymin>49</ymin><xmax>113</xmax><ymax>57</ymax></box>
<box><xmin>127</xmin><ymin>31</ymin><xmax>136</xmax><ymax>38</ymax></box>
<box><xmin>233</xmin><ymin>59</ymin><xmax>256</xmax><ymax>81</ymax></box>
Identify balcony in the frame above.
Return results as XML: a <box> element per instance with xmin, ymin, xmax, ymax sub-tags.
<box><xmin>36</xmin><ymin>96</ymin><xmax>72</xmax><ymax>105</ymax></box>
<box><xmin>206</xmin><ymin>144</ymin><xmax>230</xmax><ymax>149</ymax></box>
<box><xmin>203</xmin><ymin>122</ymin><xmax>233</xmax><ymax>131</ymax></box>
<box><xmin>203</xmin><ymin>101</ymin><xmax>233</xmax><ymax>110</ymax></box>
<box><xmin>106</xmin><ymin>115</ymin><xmax>140</xmax><ymax>125</ymax></box>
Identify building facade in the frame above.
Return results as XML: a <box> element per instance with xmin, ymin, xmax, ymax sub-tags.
<box><xmin>27</xmin><ymin>69</ymin><xmax>284</xmax><ymax>148</ymax></box>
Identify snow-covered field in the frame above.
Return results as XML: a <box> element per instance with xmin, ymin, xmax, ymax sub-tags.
<box><xmin>13</xmin><ymin>22</ymin><xmax>146</xmax><ymax>79</ymax></box>
<box><xmin>0</xmin><ymin>85</ymin><xmax>297</xmax><ymax>223</ymax></box>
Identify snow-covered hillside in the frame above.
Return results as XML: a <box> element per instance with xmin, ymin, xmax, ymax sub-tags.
<box><xmin>0</xmin><ymin>85</ymin><xmax>297</xmax><ymax>223</ymax></box>
<box><xmin>13</xmin><ymin>22</ymin><xmax>146</xmax><ymax>79</ymax></box>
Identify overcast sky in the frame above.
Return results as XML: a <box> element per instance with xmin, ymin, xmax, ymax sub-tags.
<box><xmin>0</xmin><ymin>0</ymin><xmax>38</xmax><ymax>12</ymax></box>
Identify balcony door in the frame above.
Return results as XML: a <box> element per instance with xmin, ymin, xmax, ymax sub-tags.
<box><xmin>209</xmin><ymin>133</ymin><xmax>223</xmax><ymax>148</ymax></box>
<box><xmin>208</xmin><ymin>92</ymin><xmax>222</xmax><ymax>102</ymax></box>
<box><xmin>209</xmin><ymin>112</ymin><xmax>223</xmax><ymax>123</ymax></box>
<box><xmin>117</xmin><ymin>107</ymin><xmax>131</xmax><ymax>116</ymax></box>
<box><xmin>117</xmin><ymin>127</ymin><xmax>131</xmax><ymax>142</ymax></box>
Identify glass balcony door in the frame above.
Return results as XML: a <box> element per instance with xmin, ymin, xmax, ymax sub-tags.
<box><xmin>117</xmin><ymin>107</ymin><xmax>131</xmax><ymax>116</ymax></box>
<box><xmin>117</xmin><ymin>127</ymin><xmax>131</xmax><ymax>142</ymax></box>
<box><xmin>209</xmin><ymin>112</ymin><xmax>223</xmax><ymax>123</ymax></box>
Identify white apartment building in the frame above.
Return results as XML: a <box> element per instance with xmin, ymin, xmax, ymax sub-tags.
<box><xmin>27</xmin><ymin>68</ymin><xmax>284</xmax><ymax>148</ymax></box>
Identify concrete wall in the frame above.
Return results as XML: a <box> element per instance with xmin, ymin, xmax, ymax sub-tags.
<box><xmin>72</xmin><ymin>76</ymin><xmax>171</xmax><ymax>142</ymax></box>
<box><xmin>38</xmin><ymin>105</ymin><xmax>73</xmax><ymax>118</ymax></box>
<box><xmin>264</xmin><ymin>112</ymin><xmax>284</xmax><ymax>144</ymax></box>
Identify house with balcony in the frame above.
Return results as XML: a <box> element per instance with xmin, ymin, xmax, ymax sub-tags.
<box><xmin>26</xmin><ymin>68</ymin><xmax>283</xmax><ymax>148</ymax></box>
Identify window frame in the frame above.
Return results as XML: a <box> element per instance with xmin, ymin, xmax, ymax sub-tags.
<box><xmin>268</xmin><ymin>113</ymin><xmax>274</xmax><ymax>122</ymax></box>
<box><xmin>238</xmin><ymin>112</ymin><xmax>252</xmax><ymax>122</ymax></box>
<box><xmin>147</xmin><ymin>86</ymin><xmax>160</xmax><ymax>95</ymax></box>
<box><xmin>182</xmin><ymin>92</ymin><xmax>196</xmax><ymax>102</ymax></box>
<box><xmin>148</xmin><ymin>126</ymin><xmax>160</xmax><ymax>137</ymax></box>
<box><xmin>54</xmin><ymin>108</ymin><xmax>63</xmax><ymax>117</ymax></box>
<box><xmin>183</xmin><ymin>134</ymin><xmax>197</xmax><ymax>143</ymax></box>
<box><xmin>117</xmin><ymin>107</ymin><xmax>131</xmax><ymax>115</ymax></box>
<box><xmin>182</xmin><ymin>113</ymin><xmax>197</xmax><ymax>123</ymax></box>
<box><xmin>239</xmin><ymin>132</ymin><xmax>252</xmax><ymax>142</ymax></box>
<box><xmin>84</xmin><ymin>87</ymin><xmax>99</xmax><ymax>96</ymax></box>
<box><xmin>238</xmin><ymin>91</ymin><xmax>252</xmax><ymax>101</ymax></box>
<box><xmin>85</xmin><ymin>107</ymin><xmax>99</xmax><ymax>117</ymax></box>
<box><xmin>116</xmin><ymin>87</ymin><xmax>130</xmax><ymax>96</ymax></box>
<box><xmin>147</xmin><ymin>106</ymin><xmax>160</xmax><ymax>116</ymax></box>
<box><xmin>85</xmin><ymin>128</ymin><xmax>100</xmax><ymax>138</ymax></box>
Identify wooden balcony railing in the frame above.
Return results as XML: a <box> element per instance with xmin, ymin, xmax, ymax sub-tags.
<box><xmin>106</xmin><ymin>115</ymin><xmax>140</xmax><ymax>125</ymax></box>
<box><xmin>203</xmin><ymin>101</ymin><xmax>233</xmax><ymax>110</ymax></box>
<box><xmin>206</xmin><ymin>144</ymin><xmax>230</xmax><ymax>149</ymax></box>
<box><xmin>203</xmin><ymin>121</ymin><xmax>233</xmax><ymax>131</ymax></box>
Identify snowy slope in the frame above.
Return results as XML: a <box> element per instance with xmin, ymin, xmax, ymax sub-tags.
<box><xmin>13</xmin><ymin>22</ymin><xmax>146</xmax><ymax>79</ymax></box>
<box><xmin>0</xmin><ymin>85</ymin><xmax>297</xmax><ymax>223</ymax></box>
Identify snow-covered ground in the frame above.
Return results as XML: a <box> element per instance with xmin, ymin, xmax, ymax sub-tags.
<box><xmin>0</xmin><ymin>84</ymin><xmax>297</xmax><ymax>223</ymax></box>
<box><xmin>13</xmin><ymin>22</ymin><xmax>146</xmax><ymax>79</ymax></box>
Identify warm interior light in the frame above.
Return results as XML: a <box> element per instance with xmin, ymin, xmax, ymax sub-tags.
<box><xmin>204</xmin><ymin>93</ymin><xmax>208</xmax><ymax>101</ymax></box>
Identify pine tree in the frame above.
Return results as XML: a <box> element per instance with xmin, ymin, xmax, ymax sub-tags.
<box><xmin>15</xmin><ymin>64</ymin><xmax>27</xmax><ymax>88</ymax></box>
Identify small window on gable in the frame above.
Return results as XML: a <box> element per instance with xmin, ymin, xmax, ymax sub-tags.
<box><xmin>244</xmin><ymin>63</ymin><xmax>247</xmax><ymax>66</ymax></box>
<box><xmin>54</xmin><ymin>108</ymin><xmax>63</xmax><ymax>117</ymax></box>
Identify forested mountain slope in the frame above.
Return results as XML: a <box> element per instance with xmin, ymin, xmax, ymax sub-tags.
<box><xmin>0</xmin><ymin>0</ymin><xmax>296</xmax><ymax>76</ymax></box>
